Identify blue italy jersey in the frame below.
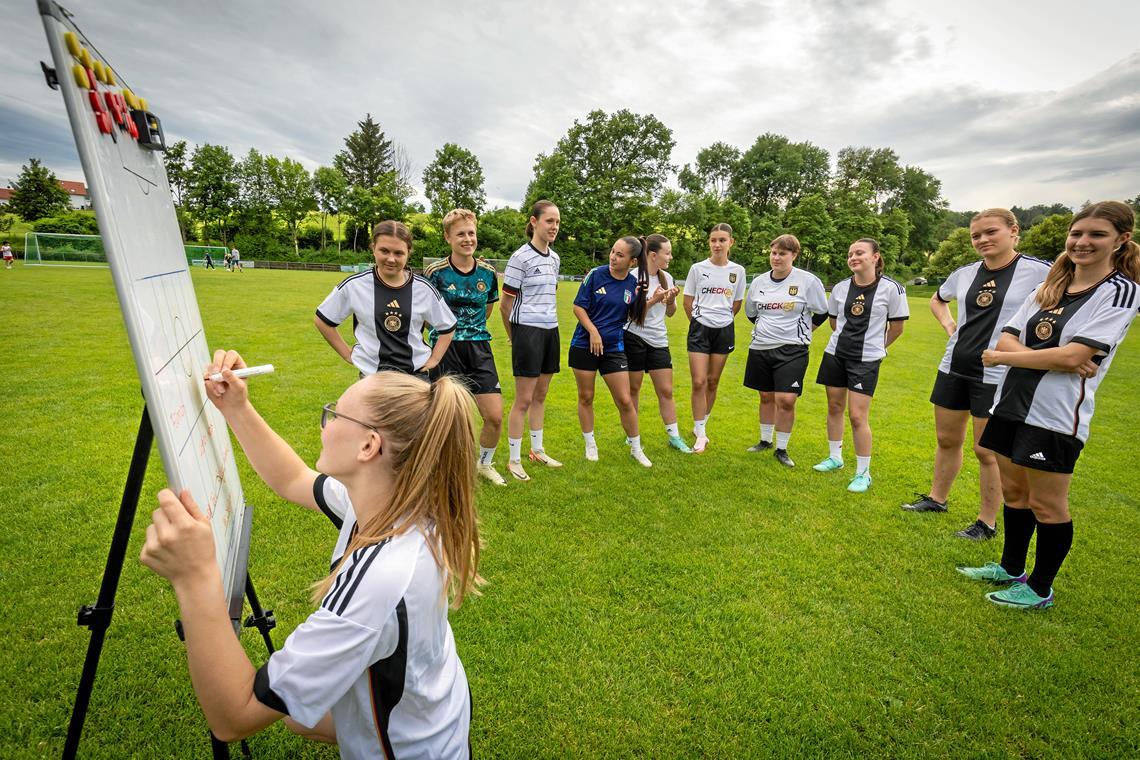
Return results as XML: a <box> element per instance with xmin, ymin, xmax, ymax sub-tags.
<box><xmin>424</xmin><ymin>256</ymin><xmax>499</xmax><ymax>343</ymax></box>
<box><xmin>571</xmin><ymin>265</ymin><xmax>638</xmax><ymax>352</ymax></box>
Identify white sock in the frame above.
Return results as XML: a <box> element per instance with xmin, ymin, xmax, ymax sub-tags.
<box><xmin>530</xmin><ymin>429</ymin><xmax>544</xmax><ymax>451</ymax></box>
<box><xmin>479</xmin><ymin>446</ymin><xmax>496</xmax><ymax>466</ymax></box>
<box><xmin>508</xmin><ymin>437</ymin><xmax>522</xmax><ymax>462</ymax></box>
<box><xmin>760</xmin><ymin>424</ymin><xmax>774</xmax><ymax>443</ymax></box>
<box><xmin>856</xmin><ymin>455</ymin><xmax>871</xmax><ymax>475</ymax></box>
<box><xmin>828</xmin><ymin>440</ymin><xmax>843</xmax><ymax>461</ymax></box>
<box><xmin>776</xmin><ymin>431</ymin><xmax>791</xmax><ymax>451</ymax></box>
<box><xmin>694</xmin><ymin>419</ymin><xmax>707</xmax><ymax>437</ymax></box>
<box><xmin>628</xmin><ymin>435</ymin><xmax>642</xmax><ymax>453</ymax></box>
<box><xmin>665</xmin><ymin>422</ymin><xmax>679</xmax><ymax>437</ymax></box>
<box><xmin>583</xmin><ymin>431</ymin><xmax>596</xmax><ymax>446</ymax></box>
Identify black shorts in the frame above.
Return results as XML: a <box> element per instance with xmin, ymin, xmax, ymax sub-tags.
<box><xmin>568</xmin><ymin>345</ymin><xmax>629</xmax><ymax>375</ymax></box>
<box><xmin>430</xmin><ymin>340</ymin><xmax>501</xmax><ymax>395</ymax></box>
<box><xmin>624</xmin><ymin>330</ymin><xmax>672</xmax><ymax>372</ymax></box>
<box><xmin>511</xmin><ymin>324</ymin><xmax>560</xmax><ymax>378</ymax></box>
<box><xmin>743</xmin><ymin>345</ymin><xmax>810</xmax><ymax>395</ymax></box>
<box><xmin>930</xmin><ymin>371</ymin><xmax>996</xmax><ymax>418</ymax></box>
<box><xmin>979</xmin><ymin>415</ymin><xmax>1084</xmax><ymax>474</ymax></box>
<box><xmin>687</xmin><ymin>321</ymin><xmax>735</xmax><ymax>355</ymax></box>
<box><xmin>815</xmin><ymin>352</ymin><xmax>881</xmax><ymax>396</ymax></box>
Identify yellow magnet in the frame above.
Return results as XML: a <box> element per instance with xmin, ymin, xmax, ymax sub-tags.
<box><xmin>72</xmin><ymin>64</ymin><xmax>91</xmax><ymax>90</ymax></box>
<box><xmin>64</xmin><ymin>31</ymin><xmax>81</xmax><ymax>58</ymax></box>
<box><xmin>79</xmin><ymin>47</ymin><xmax>93</xmax><ymax>70</ymax></box>
<box><xmin>139</xmin><ymin>97</ymin><xmax>149</xmax><ymax>112</ymax></box>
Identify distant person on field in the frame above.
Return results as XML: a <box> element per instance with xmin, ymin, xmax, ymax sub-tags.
<box><xmin>231</xmin><ymin>247</ymin><xmax>242</xmax><ymax>272</ymax></box>
<box><xmin>683</xmin><ymin>223</ymin><xmax>747</xmax><ymax>453</ymax></box>
<box><xmin>812</xmin><ymin>238</ymin><xmax>909</xmax><ymax>493</ymax></box>
<box><xmin>141</xmin><ymin>350</ymin><xmax>480</xmax><ymax>757</ymax></box>
<box><xmin>203</xmin><ymin>250</ymin><xmax>215</xmax><ymax>270</ymax></box>
<box><xmin>498</xmin><ymin>199</ymin><xmax>563</xmax><ymax>481</ymax></box>
<box><xmin>2</xmin><ymin>241</ymin><xmax>12</xmax><ymax>269</ymax></box>
<box><xmin>425</xmin><ymin>208</ymin><xmax>507</xmax><ymax>486</ymax></box>
<box><xmin>315</xmin><ymin>220</ymin><xmax>456</xmax><ymax>378</ymax></box>
<box><xmin>569</xmin><ymin>235</ymin><xmax>651</xmax><ymax>467</ymax></box>
<box><xmin>958</xmin><ymin>201</ymin><xmax>1138</xmax><ymax>610</ymax></box>
<box><xmin>223</xmin><ymin>249</ymin><xmax>232</xmax><ymax>270</ymax></box>
<box><xmin>742</xmin><ymin>234</ymin><xmax>829</xmax><ymax>468</ymax></box>
<box><xmin>624</xmin><ymin>233</ymin><xmax>692</xmax><ymax>454</ymax></box>
<box><xmin>902</xmin><ymin>209</ymin><xmax>1049</xmax><ymax>541</ymax></box>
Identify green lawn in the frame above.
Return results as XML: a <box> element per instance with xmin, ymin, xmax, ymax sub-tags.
<box><xmin>0</xmin><ymin>264</ymin><xmax>1137</xmax><ymax>758</ymax></box>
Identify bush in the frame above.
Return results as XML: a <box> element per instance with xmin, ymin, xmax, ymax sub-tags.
<box><xmin>32</xmin><ymin>211</ymin><xmax>99</xmax><ymax>235</ymax></box>
<box><xmin>231</xmin><ymin>231</ymin><xmax>291</xmax><ymax>261</ymax></box>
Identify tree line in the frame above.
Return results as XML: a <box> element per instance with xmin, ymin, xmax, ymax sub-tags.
<box><xmin>6</xmin><ymin>110</ymin><xmax>1138</xmax><ymax>279</ymax></box>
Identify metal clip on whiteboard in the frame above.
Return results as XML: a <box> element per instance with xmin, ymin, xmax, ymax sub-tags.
<box><xmin>130</xmin><ymin>109</ymin><xmax>166</xmax><ymax>151</ymax></box>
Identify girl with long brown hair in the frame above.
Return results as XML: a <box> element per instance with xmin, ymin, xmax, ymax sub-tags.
<box><xmin>959</xmin><ymin>201</ymin><xmax>1139</xmax><ymax>610</ymax></box>
<box><xmin>140</xmin><ymin>350</ymin><xmax>481</xmax><ymax>756</ymax></box>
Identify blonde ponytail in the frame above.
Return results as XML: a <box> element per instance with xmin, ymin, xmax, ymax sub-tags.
<box><xmin>312</xmin><ymin>373</ymin><xmax>482</xmax><ymax>607</ymax></box>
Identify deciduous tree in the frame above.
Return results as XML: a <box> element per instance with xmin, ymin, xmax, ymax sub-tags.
<box><xmin>8</xmin><ymin>158</ymin><xmax>70</xmax><ymax>221</ymax></box>
<box><xmin>423</xmin><ymin>143</ymin><xmax>486</xmax><ymax>216</ymax></box>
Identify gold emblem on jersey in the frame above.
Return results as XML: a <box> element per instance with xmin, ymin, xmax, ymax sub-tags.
<box><xmin>729</xmin><ymin>272</ymin><xmax>737</xmax><ymax>283</ymax></box>
<box><xmin>384</xmin><ymin>313</ymin><xmax>402</xmax><ymax>332</ymax></box>
<box><xmin>476</xmin><ymin>280</ymin><xmax>487</xmax><ymax>292</ymax></box>
<box><xmin>783</xmin><ymin>302</ymin><xmax>795</xmax><ymax>311</ymax></box>
<box><xmin>788</xmin><ymin>286</ymin><xmax>799</xmax><ymax>296</ymax></box>
<box><xmin>1035</xmin><ymin>319</ymin><xmax>1054</xmax><ymax>340</ymax></box>
<box><xmin>851</xmin><ymin>294</ymin><xmax>866</xmax><ymax>316</ymax></box>
<box><xmin>976</xmin><ymin>291</ymin><xmax>994</xmax><ymax>307</ymax></box>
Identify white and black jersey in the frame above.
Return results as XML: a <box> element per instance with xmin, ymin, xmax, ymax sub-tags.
<box><xmin>255</xmin><ymin>475</ymin><xmax>471</xmax><ymax>759</ymax></box>
<box><xmin>317</xmin><ymin>269</ymin><xmax>457</xmax><ymax>375</ymax></box>
<box><xmin>936</xmin><ymin>254</ymin><xmax>1051</xmax><ymax>383</ymax></box>
<box><xmin>502</xmin><ymin>243</ymin><xmax>560</xmax><ymax>329</ymax></box>
<box><xmin>992</xmin><ymin>272</ymin><xmax>1138</xmax><ymax>442</ymax></box>
<box><xmin>683</xmin><ymin>259</ymin><xmax>747</xmax><ymax>328</ymax></box>
<box><xmin>825</xmin><ymin>276</ymin><xmax>909</xmax><ymax>362</ymax></box>
<box><xmin>744</xmin><ymin>267</ymin><xmax>828</xmax><ymax>350</ymax></box>
<box><xmin>624</xmin><ymin>268</ymin><xmax>675</xmax><ymax>348</ymax></box>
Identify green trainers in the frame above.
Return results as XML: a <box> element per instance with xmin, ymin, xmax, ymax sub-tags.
<box><xmin>986</xmin><ymin>581</ymin><xmax>1054</xmax><ymax>610</ymax></box>
<box><xmin>667</xmin><ymin>434</ymin><xmax>693</xmax><ymax>453</ymax></box>
<box><xmin>813</xmin><ymin>456</ymin><xmax>844</xmax><ymax>472</ymax></box>
<box><xmin>847</xmin><ymin>471</ymin><xmax>872</xmax><ymax>492</ymax></box>
<box><xmin>956</xmin><ymin>562</ymin><xmax>1028</xmax><ymax>584</ymax></box>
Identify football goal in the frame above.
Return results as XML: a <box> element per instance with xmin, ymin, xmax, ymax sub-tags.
<box><xmin>23</xmin><ymin>232</ymin><xmax>227</xmax><ymax>267</ymax></box>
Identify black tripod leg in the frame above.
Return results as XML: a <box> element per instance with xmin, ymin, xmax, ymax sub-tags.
<box><xmin>63</xmin><ymin>408</ymin><xmax>154</xmax><ymax>760</ymax></box>
<box><xmin>244</xmin><ymin>575</ymin><xmax>276</xmax><ymax>654</ymax></box>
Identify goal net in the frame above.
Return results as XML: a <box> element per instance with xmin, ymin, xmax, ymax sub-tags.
<box><xmin>23</xmin><ymin>232</ymin><xmax>226</xmax><ymax>267</ymax></box>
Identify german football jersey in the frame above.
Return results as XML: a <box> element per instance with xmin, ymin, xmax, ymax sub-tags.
<box><xmin>624</xmin><ymin>267</ymin><xmax>675</xmax><ymax>349</ymax></box>
<box><xmin>825</xmin><ymin>276</ymin><xmax>909</xmax><ymax>362</ymax></box>
<box><xmin>255</xmin><ymin>475</ymin><xmax>471</xmax><ymax>759</ymax></box>
<box><xmin>992</xmin><ymin>272</ymin><xmax>1137</xmax><ymax>442</ymax></box>
<box><xmin>571</xmin><ymin>265</ymin><xmax>639</xmax><ymax>352</ymax></box>
<box><xmin>683</xmin><ymin>259</ymin><xmax>747</xmax><ymax>328</ymax></box>
<box><xmin>316</xmin><ymin>268</ymin><xmax>456</xmax><ymax>375</ymax></box>
<box><xmin>744</xmin><ymin>267</ymin><xmax>828</xmax><ymax>350</ymax></box>
<box><xmin>425</xmin><ymin>256</ymin><xmax>499</xmax><ymax>343</ymax></box>
<box><xmin>502</xmin><ymin>242</ymin><xmax>560</xmax><ymax>329</ymax></box>
<box><xmin>936</xmin><ymin>254</ymin><xmax>1050</xmax><ymax>383</ymax></box>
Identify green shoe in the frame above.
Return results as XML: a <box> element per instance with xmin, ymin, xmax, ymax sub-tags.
<box><xmin>813</xmin><ymin>456</ymin><xmax>844</xmax><ymax>472</ymax></box>
<box><xmin>986</xmin><ymin>581</ymin><xmax>1054</xmax><ymax>609</ymax></box>
<box><xmin>956</xmin><ymin>562</ymin><xmax>1028</xmax><ymax>584</ymax></box>
<box><xmin>847</xmin><ymin>471</ymin><xmax>872</xmax><ymax>492</ymax></box>
<box><xmin>667</xmin><ymin>434</ymin><xmax>693</xmax><ymax>454</ymax></box>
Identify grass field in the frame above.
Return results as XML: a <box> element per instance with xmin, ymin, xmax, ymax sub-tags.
<box><xmin>1</xmin><ymin>264</ymin><xmax>1138</xmax><ymax>758</ymax></box>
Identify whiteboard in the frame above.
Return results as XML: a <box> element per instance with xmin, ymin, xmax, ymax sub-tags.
<box><xmin>39</xmin><ymin>1</ymin><xmax>247</xmax><ymax>601</ymax></box>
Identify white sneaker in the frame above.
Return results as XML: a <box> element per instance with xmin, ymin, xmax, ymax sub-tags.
<box><xmin>529</xmin><ymin>449</ymin><xmax>563</xmax><ymax>468</ymax></box>
<box><xmin>477</xmin><ymin>462</ymin><xmax>507</xmax><ymax>486</ymax></box>
<box><xmin>693</xmin><ymin>435</ymin><xmax>710</xmax><ymax>454</ymax></box>
<box><xmin>585</xmin><ymin>443</ymin><xmax>599</xmax><ymax>462</ymax></box>
<box><xmin>630</xmin><ymin>448</ymin><xmax>652</xmax><ymax>468</ymax></box>
<box><xmin>506</xmin><ymin>460</ymin><xmax>530</xmax><ymax>481</ymax></box>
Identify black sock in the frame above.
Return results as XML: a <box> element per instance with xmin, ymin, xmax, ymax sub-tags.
<box><xmin>1028</xmin><ymin>521</ymin><xmax>1073</xmax><ymax>597</ymax></box>
<box><xmin>1000</xmin><ymin>504</ymin><xmax>1037</xmax><ymax>576</ymax></box>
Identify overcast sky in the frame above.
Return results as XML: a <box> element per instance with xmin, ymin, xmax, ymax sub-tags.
<box><xmin>2</xmin><ymin>0</ymin><xmax>1138</xmax><ymax>212</ymax></box>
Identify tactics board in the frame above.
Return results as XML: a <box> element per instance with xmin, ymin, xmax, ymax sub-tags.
<box><xmin>39</xmin><ymin>0</ymin><xmax>247</xmax><ymax>601</ymax></box>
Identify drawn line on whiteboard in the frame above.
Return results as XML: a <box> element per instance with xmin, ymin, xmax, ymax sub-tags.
<box><xmin>176</xmin><ymin>400</ymin><xmax>210</xmax><ymax>457</ymax></box>
<box><xmin>152</xmin><ymin>327</ymin><xmax>201</xmax><ymax>375</ymax></box>
<box><xmin>138</xmin><ymin>268</ymin><xmax>187</xmax><ymax>281</ymax></box>
<box><xmin>124</xmin><ymin>166</ymin><xmax>157</xmax><ymax>187</ymax></box>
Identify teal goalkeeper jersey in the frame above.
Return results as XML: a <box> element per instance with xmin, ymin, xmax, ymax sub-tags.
<box><xmin>425</xmin><ymin>256</ymin><xmax>500</xmax><ymax>343</ymax></box>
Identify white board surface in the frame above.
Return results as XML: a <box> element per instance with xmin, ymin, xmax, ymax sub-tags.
<box><xmin>39</xmin><ymin>1</ymin><xmax>247</xmax><ymax>599</ymax></box>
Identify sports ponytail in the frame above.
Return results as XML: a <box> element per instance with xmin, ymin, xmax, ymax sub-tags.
<box><xmin>622</xmin><ymin>235</ymin><xmax>649</xmax><ymax>325</ymax></box>
<box><xmin>312</xmin><ymin>373</ymin><xmax>482</xmax><ymax>608</ymax></box>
